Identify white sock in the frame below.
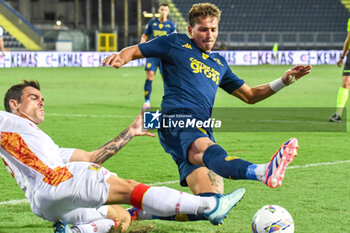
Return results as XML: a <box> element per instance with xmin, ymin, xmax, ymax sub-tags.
<box><xmin>73</xmin><ymin>219</ymin><xmax>115</xmax><ymax>233</ymax></box>
<box><xmin>198</xmin><ymin>196</ymin><xmax>217</xmax><ymax>214</ymax></box>
<box><xmin>255</xmin><ymin>164</ymin><xmax>268</xmax><ymax>181</ymax></box>
<box><xmin>142</xmin><ymin>186</ymin><xmax>215</xmax><ymax>216</ymax></box>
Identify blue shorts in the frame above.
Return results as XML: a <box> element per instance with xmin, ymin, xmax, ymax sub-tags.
<box><xmin>158</xmin><ymin>127</ymin><xmax>215</xmax><ymax>186</ymax></box>
<box><xmin>145</xmin><ymin>57</ymin><xmax>162</xmax><ymax>74</ymax></box>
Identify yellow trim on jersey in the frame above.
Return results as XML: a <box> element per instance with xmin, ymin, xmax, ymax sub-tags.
<box><xmin>213</xmin><ymin>58</ymin><xmax>224</xmax><ymax>66</ymax></box>
<box><xmin>224</xmin><ymin>156</ymin><xmax>240</xmax><ymax>161</ymax></box>
<box><xmin>182</xmin><ymin>43</ymin><xmax>192</xmax><ymax>49</ymax></box>
<box><xmin>197</xmin><ymin>127</ymin><xmax>207</xmax><ymax>134</ymax></box>
<box><xmin>202</xmin><ymin>53</ymin><xmax>209</xmax><ymax>60</ymax></box>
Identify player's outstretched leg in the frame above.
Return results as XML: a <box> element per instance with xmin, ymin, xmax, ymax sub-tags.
<box><xmin>128</xmin><ymin>188</ymin><xmax>245</xmax><ymax>225</ymax></box>
<box><xmin>53</xmin><ymin>219</ymin><xmax>75</xmax><ymax>233</ymax></box>
<box><xmin>263</xmin><ymin>137</ymin><xmax>298</xmax><ymax>188</ymax></box>
<box><xmin>202</xmin><ymin>188</ymin><xmax>245</xmax><ymax>225</ymax></box>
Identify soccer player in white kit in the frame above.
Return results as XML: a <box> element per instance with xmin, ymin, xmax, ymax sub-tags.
<box><xmin>0</xmin><ymin>80</ymin><xmax>245</xmax><ymax>233</ymax></box>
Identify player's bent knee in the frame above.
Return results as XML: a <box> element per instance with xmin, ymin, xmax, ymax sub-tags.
<box><xmin>342</xmin><ymin>82</ymin><xmax>350</xmax><ymax>89</ymax></box>
<box><xmin>106</xmin><ymin>176</ymin><xmax>137</xmax><ymax>204</ymax></box>
<box><xmin>187</xmin><ymin>137</ymin><xmax>216</xmax><ymax>166</ymax></box>
<box><xmin>125</xmin><ymin>179</ymin><xmax>140</xmax><ymax>188</ymax></box>
<box><xmin>146</xmin><ymin>71</ymin><xmax>155</xmax><ymax>80</ymax></box>
<box><xmin>342</xmin><ymin>76</ymin><xmax>350</xmax><ymax>88</ymax></box>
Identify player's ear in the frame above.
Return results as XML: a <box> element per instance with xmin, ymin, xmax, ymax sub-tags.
<box><xmin>187</xmin><ymin>25</ymin><xmax>192</xmax><ymax>36</ymax></box>
<box><xmin>9</xmin><ymin>99</ymin><xmax>19</xmax><ymax>112</ymax></box>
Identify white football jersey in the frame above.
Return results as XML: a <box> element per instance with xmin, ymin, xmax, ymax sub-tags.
<box><xmin>0</xmin><ymin>111</ymin><xmax>75</xmax><ymax>199</ymax></box>
<box><xmin>0</xmin><ymin>26</ymin><xmax>3</xmax><ymax>37</ymax></box>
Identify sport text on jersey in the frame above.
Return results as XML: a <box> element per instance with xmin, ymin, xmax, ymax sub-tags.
<box><xmin>189</xmin><ymin>57</ymin><xmax>220</xmax><ymax>85</ymax></box>
<box><xmin>153</xmin><ymin>30</ymin><xmax>168</xmax><ymax>37</ymax></box>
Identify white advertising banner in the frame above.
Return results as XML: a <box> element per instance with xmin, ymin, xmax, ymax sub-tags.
<box><xmin>0</xmin><ymin>50</ymin><xmax>343</xmax><ymax>68</ymax></box>
<box><xmin>217</xmin><ymin>50</ymin><xmax>343</xmax><ymax>65</ymax></box>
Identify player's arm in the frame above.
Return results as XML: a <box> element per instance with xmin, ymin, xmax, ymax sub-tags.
<box><xmin>0</xmin><ymin>37</ymin><xmax>4</xmax><ymax>58</ymax></box>
<box><xmin>69</xmin><ymin>112</ymin><xmax>155</xmax><ymax>164</ymax></box>
<box><xmin>337</xmin><ymin>32</ymin><xmax>350</xmax><ymax>67</ymax></box>
<box><xmin>102</xmin><ymin>45</ymin><xmax>144</xmax><ymax>68</ymax></box>
<box><xmin>140</xmin><ymin>34</ymin><xmax>148</xmax><ymax>43</ymax></box>
<box><xmin>232</xmin><ymin>65</ymin><xmax>311</xmax><ymax>104</ymax></box>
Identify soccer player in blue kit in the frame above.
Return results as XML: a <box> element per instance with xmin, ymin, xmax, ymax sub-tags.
<box><xmin>140</xmin><ymin>3</ymin><xmax>176</xmax><ymax>110</ymax></box>
<box><xmin>104</xmin><ymin>2</ymin><xmax>311</xmax><ymax>223</ymax></box>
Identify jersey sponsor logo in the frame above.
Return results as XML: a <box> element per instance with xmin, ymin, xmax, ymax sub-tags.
<box><xmin>153</xmin><ymin>30</ymin><xmax>168</xmax><ymax>37</ymax></box>
<box><xmin>202</xmin><ymin>53</ymin><xmax>209</xmax><ymax>60</ymax></box>
<box><xmin>189</xmin><ymin>57</ymin><xmax>220</xmax><ymax>85</ymax></box>
<box><xmin>213</xmin><ymin>58</ymin><xmax>224</xmax><ymax>66</ymax></box>
<box><xmin>153</xmin><ymin>23</ymin><xmax>157</xmax><ymax>26</ymax></box>
<box><xmin>165</xmin><ymin>24</ymin><xmax>171</xmax><ymax>28</ymax></box>
<box><xmin>1</xmin><ymin>132</ymin><xmax>73</xmax><ymax>186</ymax></box>
<box><xmin>182</xmin><ymin>43</ymin><xmax>192</xmax><ymax>49</ymax></box>
<box><xmin>159</xmin><ymin>24</ymin><xmax>163</xmax><ymax>29</ymax></box>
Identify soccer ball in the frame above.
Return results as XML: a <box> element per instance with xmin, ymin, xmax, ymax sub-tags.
<box><xmin>252</xmin><ymin>205</ymin><xmax>294</xmax><ymax>233</ymax></box>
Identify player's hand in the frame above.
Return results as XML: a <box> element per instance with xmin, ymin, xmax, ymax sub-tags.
<box><xmin>281</xmin><ymin>65</ymin><xmax>312</xmax><ymax>85</ymax></box>
<box><xmin>129</xmin><ymin>111</ymin><xmax>156</xmax><ymax>137</ymax></box>
<box><xmin>102</xmin><ymin>54</ymin><xmax>123</xmax><ymax>68</ymax></box>
<box><xmin>337</xmin><ymin>58</ymin><xmax>343</xmax><ymax>67</ymax></box>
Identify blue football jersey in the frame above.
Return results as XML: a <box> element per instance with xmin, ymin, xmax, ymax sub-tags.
<box><xmin>138</xmin><ymin>33</ymin><xmax>245</xmax><ymax>120</ymax></box>
<box><xmin>144</xmin><ymin>18</ymin><xmax>176</xmax><ymax>39</ymax></box>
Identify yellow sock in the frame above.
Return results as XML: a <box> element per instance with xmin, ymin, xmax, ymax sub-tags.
<box><xmin>336</xmin><ymin>87</ymin><xmax>349</xmax><ymax>116</ymax></box>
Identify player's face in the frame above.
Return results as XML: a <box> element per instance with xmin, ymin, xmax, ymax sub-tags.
<box><xmin>14</xmin><ymin>87</ymin><xmax>45</xmax><ymax>125</ymax></box>
<box><xmin>188</xmin><ymin>16</ymin><xmax>218</xmax><ymax>52</ymax></box>
<box><xmin>158</xmin><ymin>6</ymin><xmax>169</xmax><ymax>19</ymax></box>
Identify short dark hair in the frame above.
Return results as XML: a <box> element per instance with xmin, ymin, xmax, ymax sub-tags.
<box><xmin>4</xmin><ymin>80</ymin><xmax>40</xmax><ymax>112</ymax></box>
<box><xmin>158</xmin><ymin>3</ymin><xmax>169</xmax><ymax>9</ymax></box>
<box><xmin>188</xmin><ymin>3</ymin><xmax>221</xmax><ymax>27</ymax></box>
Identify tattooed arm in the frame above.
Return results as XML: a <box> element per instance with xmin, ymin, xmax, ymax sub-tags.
<box><xmin>69</xmin><ymin>112</ymin><xmax>155</xmax><ymax>164</ymax></box>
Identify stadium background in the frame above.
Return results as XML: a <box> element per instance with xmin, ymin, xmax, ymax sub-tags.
<box><xmin>1</xmin><ymin>0</ymin><xmax>350</xmax><ymax>233</ymax></box>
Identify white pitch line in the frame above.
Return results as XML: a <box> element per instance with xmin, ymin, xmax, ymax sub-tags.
<box><xmin>46</xmin><ymin>113</ymin><xmax>345</xmax><ymax>126</ymax></box>
<box><xmin>45</xmin><ymin>113</ymin><xmax>134</xmax><ymax>119</ymax></box>
<box><xmin>287</xmin><ymin>160</ymin><xmax>350</xmax><ymax>169</ymax></box>
<box><xmin>0</xmin><ymin>199</ymin><xmax>29</xmax><ymax>205</ymax></box>
<box><xmin>1</xmin><ymin>159</ymin><xmax>350</xmax><ymax>206</ymax></box>
<box><xmin>148</xmin><ymin>180</ymin><xmax>179</xmax><ymax>186</ymax></box>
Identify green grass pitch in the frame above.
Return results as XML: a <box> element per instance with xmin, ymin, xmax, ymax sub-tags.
<box><xmin>0</xmin><ymin>65</ymin><xmax>349</xmax><ymax>232</ymax></box>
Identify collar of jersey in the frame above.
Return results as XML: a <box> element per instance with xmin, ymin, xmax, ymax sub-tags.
<box><xmin>189</xmin><ymin>39</ymin><xmax>211</xmax><ymax>57</ymax></box>
<box><xmin>157</xmin><ymin>18</ymin><xmax>168</xmax><ymax>24</ymax></box>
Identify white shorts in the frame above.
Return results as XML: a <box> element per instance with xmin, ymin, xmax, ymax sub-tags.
<box><xmin>30</xmin><ymin>162</ymin><xmax>117</xmax><ymax>224</ymax></box>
